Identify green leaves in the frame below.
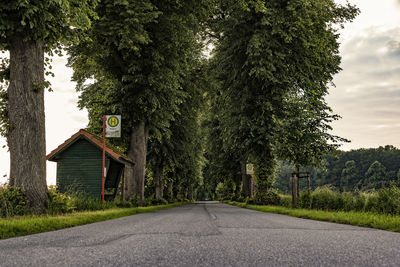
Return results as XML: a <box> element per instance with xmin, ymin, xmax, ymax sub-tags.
<box><xmin>203</xmin><ymin>0</ymin><xmax>359</xmax><ymax>192</ymax></box>
<box><xmin>0</xmin><ymin>0</ymin><xmax>98</xmax><ymax>51</ymax></box>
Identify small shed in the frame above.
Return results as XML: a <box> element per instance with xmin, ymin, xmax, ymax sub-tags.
<box><xmin>46</xmin><ymin>129</ymin><xmax>134</xmax><ymax>200</ymax></box>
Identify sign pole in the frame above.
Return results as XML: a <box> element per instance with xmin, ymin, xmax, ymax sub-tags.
<box><xmin>102</xmin><ymin>115</ymin><xmax>106</xmax><ymax>204</ymax></box>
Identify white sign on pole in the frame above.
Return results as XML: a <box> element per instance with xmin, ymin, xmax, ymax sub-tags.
<box><xmin>105</xmin><ymin>115</ymin><xmax>121</xmax><ymax>137</ymax></box>
<box><xmin>246</xmin><ymin>164</ymin><xmax>254</xmax><ymax>175</ymax></box>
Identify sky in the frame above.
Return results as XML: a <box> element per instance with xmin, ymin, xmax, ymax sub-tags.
<box><xmin>1</xmin><ymin>0</ymin><xmax>400</xmax><ymax>185</ymax></box>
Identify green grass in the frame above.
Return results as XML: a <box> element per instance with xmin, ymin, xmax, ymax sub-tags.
<box><xmin>0</xmin><ymin>202</ymin><xmax>188</xmax><ymax>239</ymax></box>
<box><xmin>227</xmin><ymin>201</ymin><xmax>400</xmax><ymax>232</ymax></box>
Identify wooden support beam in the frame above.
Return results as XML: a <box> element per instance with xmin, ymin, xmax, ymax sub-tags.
<box><xmin>291</xmin><ymin>174</ymin><xmax>297</xmax><ymax>208</ymax></box>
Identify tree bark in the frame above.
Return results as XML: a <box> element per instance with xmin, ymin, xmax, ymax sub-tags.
<box><xmin>241</xmin><ymin>159</ymin><xmax>251</xmax><ymax>197</ymax></box>
<box><xmin>153</xmin><ymin>166</ymin><xmax>163</xmax><ymax>200</ymax></box>
<box><xmin>126</xmin><ymin>122</ymin><xmax>148</xmax><ymax>201</ymax></box>
<box><xmin>8</xmin><ymin>39</ymin><xmax>47</xmax><ymax>212</ymax></box>
<box><xmin>187</xmin><ymin>185</ymin><xmax>193</xmax><ymax>200</ymax></box>
<box><xmin>166</xmin><ymin>180</ymin><xmax>173</xmax><ymax>201</ymax></box>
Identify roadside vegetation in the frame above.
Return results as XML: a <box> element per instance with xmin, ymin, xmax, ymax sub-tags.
<box><xmin>0</xmin><ymin>184</ymin><xmax>187</xmax><ymax>218</ymax></box>
<box><xmin>0</xmin><ymin>183</ymin><xmax>189</xmax><ymax>239</ymax></box>
<box><xmin>0</xmin><ymin>202</ymin><xmax>187</xmax><ymax>240</ymax></box>
<box><xmin>222</xmin><ymin>185</ymin><xmax>400</xmax><ymax>232</ymax></box>
<box><xmin>228</xmin><ymin>202</ymin><xmax>400</xmax><ymax>232</ymax></box>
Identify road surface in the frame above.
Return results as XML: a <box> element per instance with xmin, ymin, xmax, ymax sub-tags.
<box><xmin>1</xmin><ymin>202</ymin><xmax>400</xmax><ymax>266</ymax></box>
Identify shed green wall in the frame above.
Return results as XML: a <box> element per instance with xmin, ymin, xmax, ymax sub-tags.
<box><xmin>56</xmin><ymin>139</ymin><xmax>109</xmax><ymax>198</ymax></box>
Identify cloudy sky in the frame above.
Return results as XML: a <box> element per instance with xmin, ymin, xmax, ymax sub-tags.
<box><xmin>1</xmin><ymin>0</ymin><xmax>400</xmax><ymax>185</ymax></box>
<box><xmin>328</xmin><ymin>0</ymin><xmax>400</xmax><ymax>150</ymax></box>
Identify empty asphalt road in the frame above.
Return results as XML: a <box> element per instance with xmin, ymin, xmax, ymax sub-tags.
<box><xmin>1</xmin><ymin>202</ymin><xmax>400</xmax><ymax>266</ymax></box>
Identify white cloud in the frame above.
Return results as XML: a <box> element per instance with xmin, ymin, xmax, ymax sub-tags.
<box><xmin>0</xmin><ymin>55</ymin><xmax>88</xmax><ymax>185</ymax></box>
<box><xmin>328</xmin><ymin>27</ymin><xmax>400</xmax><ymax>150</ymax></box>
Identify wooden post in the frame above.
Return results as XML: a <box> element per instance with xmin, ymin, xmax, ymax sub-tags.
<box><xmin>297</xmin><ymin>175</ymin><xmax>300</xmax><ymax>198</ymax></box>
<box><xmin>307</xmin><ymin>175</ymin><xmax>311</xmax><ymax>194</ymax></box>
<box><xmin>291</xmin><ymin>173</ymin><xmax>297</xmax><ymax>208</ymax></box>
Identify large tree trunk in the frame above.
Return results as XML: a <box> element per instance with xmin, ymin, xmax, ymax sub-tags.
<box><xmin>153</xmin><ymin>166</ymin><xmax>164</xmax><ymax>200</ymax></box>
<box><xmin>241</xmin><ymin>159</ymin><xmax>251</xmax><ymax>197</ymax></box>
<box><xmin>126</xmin><ymin>121</ymin><xmax>148</xmax><ymax>201</ymax></box>
<box><xmin>8</xmin><ymin>39</ymin><xmax>47</xmax><ymax>212</ymax></box>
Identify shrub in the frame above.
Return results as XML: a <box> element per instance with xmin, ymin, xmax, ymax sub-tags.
<box><xmin>353</xmin><ymin>191</ymin><xmax>368</xmax><ymax>211</ymax></box>
<box><xmin>339</xmin><ymin>192</ymin><xmax>356</xmax><ymax>212</ymax></box>
<box><xmin>280</xmin><ymin>194</ymin><xmax>292</xmax><ymax>208</ymax></box>
<box><xmin>298</xmin><ymin>191</ymin><xmax>311</xmax><ymax>209</ymax></box>
<box><xmin>115</xmin><ymin>200</ymin><xmax>133</xmax><ymax>208</ymax></box>
<box><xmin>151</xmin><ymin>198</ymin><xmax>169</xmax><ymax>206</ymax></box>
<box><xmin>253</xmin><ymin>189</ymin><xmax>281</xmax><ymax>205</ymax></box>
<box><xmin>142</xmin><ymin>197</ymin><xmax>153</xmax><ymax>207</ymax></box>
<box><xmin>46</xmin><ymin>187</ymin><xmax>73</xmax><ymax>214</ymax></box>
<box><xmin>236</xmin><ymin>196</ymin><xmax>245</xmax><ymax>203</ymax></box>
<box><xmin>311</xmin><ymin>185</ymin><xmax>343</xmax><ymax>211</ymax></box>
<box><xmin>69</xmin><ymin>192</ymin><xmax>116</xmax><ymax>211</ymax></box>
<box><xmin>129</xmin><ymin>196</ymin><xmax>141</xmax><ymax>207</ymax></box>
<box><xmin>0</xmin><ymin>185</ymin><xmax>29</xmax><ymax>217</ymax></box>
<box><xmin>366</xmin><ymin>186</ymin><xmax>400</xmax><ymax>215</ymax></box>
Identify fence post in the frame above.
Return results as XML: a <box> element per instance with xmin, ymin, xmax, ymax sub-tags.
<box><xmin>291</xmin><ymin>173</ymin><xmax>297</xmax><ymax>208</ymax></box>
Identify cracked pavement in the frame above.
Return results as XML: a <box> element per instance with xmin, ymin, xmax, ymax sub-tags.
<box><xmin>1</xmin><ymin>202</ymin><xmax>400</xmax><ymax>266</ymax></box>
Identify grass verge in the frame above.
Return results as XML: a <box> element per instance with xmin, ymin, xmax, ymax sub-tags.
<box><xmin>227</xmin><ymin>201</ymin><xmax>400</xmax><ymax>232</ymax></box>
<box><xmin>0</xmin><ymin>202</ymin><xmax>188</xmax><ymax>239</ymax></box>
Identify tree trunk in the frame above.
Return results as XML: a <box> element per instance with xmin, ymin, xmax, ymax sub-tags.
<box><xmin>187</xmin><ymin>185</ymin><xmax>193</xmax><ymax>200</ymax></box>
<box><xmin>126</xmin><ymin>122</ymin><xmax>148</xmax><ymax>201</ymax></box>
<box><xmin>234</xmin><ymin>178</ymin><xmax>241</xmax><ymax>198</ymax></box>
<box><xmin>241</xmin><ymin>159</ymin><xmax>251</xmax><ymax>197</ymax></box>
<box><xmin>167</xmin><ymin>180</ymin><xmax>173</xmax><ymax>201</ymax></box>
<box><xmin>8</xmin><ymin>39</ymin><xmax>47</xmax><ymax>213</ymax></box>
<box><xmin>153</xmin><ymin>166</ymin><xmax>164</xmax><ymax>200</ymax></box>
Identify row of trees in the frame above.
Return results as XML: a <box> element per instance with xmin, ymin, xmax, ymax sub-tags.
<box><xmin>274</xmin><ymin>146</ymin><xmax>400</xmax><ymax>193</ymax></box>
<box><xmin>1</xmin><ymin>0</ymin><xmax>359</xmax><ymax>210</ymax></box>
<box><xmin>68</xmin><ymin>0</ymin><xmax>212</xmax><ymax>202</ymax></box>
<box><xmin>201</xmin><ymin>0</ymin><xmax>358</xmax><ymax>200</ymax></box>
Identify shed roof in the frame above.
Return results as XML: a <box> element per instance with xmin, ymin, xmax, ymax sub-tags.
<box><xmin>46</xmin><ymin>129</ymin><xmax>134</xmax><ymax>165</ymax></box>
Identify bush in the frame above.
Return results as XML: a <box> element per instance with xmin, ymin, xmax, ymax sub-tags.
<box><xmin>253</xmin><ymin>189</ymin><xmax>281</xmax><ymax>205</ymax></box>
<box><xmin>278</xmin><ymin>185</ymin><xmax>400</xmax><ymax>216</ymax></box>
<box><xmin>340</xmin><ymin>192</ymin><xmax>358</xmax><ymax>212</ymax></box>
<box><xmin>236</xmin><ymin>196</ymin><xmax>245</xmax><ymax>203</ymax></box>
<box><xmin>115</xmin><ymin>200</ymin><xmax>133</xmax><ymax>208</ymax></box>
<box><xmin>0</xmin><ymin>185</ymin><xmax>29</xmax><ymax>217</ymax></box>
<box><xmin>69</xmin><ymin>192</ymin><xmax>116</xmax><ymax>211</ymax></box>
<box><xmin>298</xmin><ymin>191</ymin><xmax>311</xmax><ymax>209</ymax></box>
<box><xmin>129</xmin><ymin>196</ymin><xmax>141</xmax><ymax>207</ymax></box>
<box><xmin>364</xmin><ymin>186</ymin><xmax>400</xmax><ymax>215</ymax></box>
<box><xmin>311</xmin><ymin>186</ymin><xmax>343</xmax><ymax>211</ymax></box>
<box><xmin>46</xmin><ymin>187</ymin><xmax>73</xmax><ymax>214</ymax></box>
<box><xmin>280</xmin><ymin>194</ymin><xmax>292</xmax><ymax>208</ymax></box>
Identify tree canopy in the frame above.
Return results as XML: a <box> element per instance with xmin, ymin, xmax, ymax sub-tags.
<box><xmin>0</xmin><ymin>0</ymin><xmax>98</xmax><ymax>212</ymax></box>
<box><xmin>204</xmin><ymin>0</ymin><xmax>358</xmax><ymax>198</ymax></box>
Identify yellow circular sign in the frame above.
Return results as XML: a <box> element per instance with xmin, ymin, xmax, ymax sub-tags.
<box><xmin>107</xmin><ymin>116</ymin><xmax>119</xmax><ymax>127</ymax></box>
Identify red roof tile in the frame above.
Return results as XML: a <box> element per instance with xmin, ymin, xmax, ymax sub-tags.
<box><xmin>46</xmin><ymin>129</ymin><xmax>134</xmax><ymax>165</ymax></box>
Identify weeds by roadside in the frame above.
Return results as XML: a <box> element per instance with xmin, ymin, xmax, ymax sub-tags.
<box><xmin>227</xmin><ymin>201</ymin><xmax>400</xmax><ymax>233</ymax></box>
<box><xmin>0</xmin><ymin>184</ymin><xmax>183</xmax><ymax>218</ymax></box>
<box><xmin>0</xmin><ymin>202</ymin><xmax>189</xmax><ymax>239</ymax></box>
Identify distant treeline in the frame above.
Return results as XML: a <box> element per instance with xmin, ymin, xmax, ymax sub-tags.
<box><xmin>274</xmin><ymin>145</ymin><xmax>400</xmax><ymax>193</ymax></box>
